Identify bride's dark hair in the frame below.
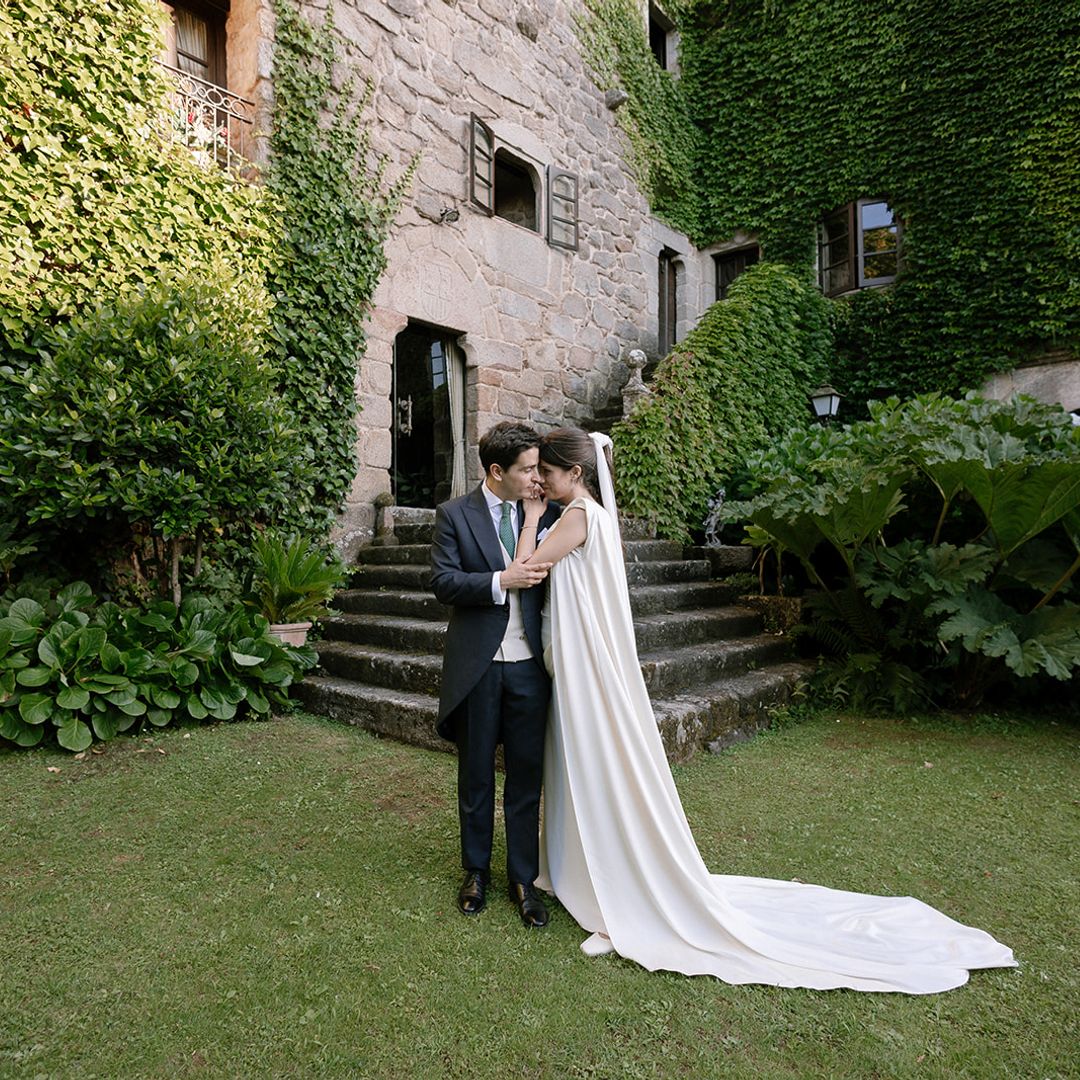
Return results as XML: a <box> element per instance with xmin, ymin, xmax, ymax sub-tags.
<box><xmin>539</xmin><ymin>427</ymin><xmax>613</xmax><ymax>507</ymax></box>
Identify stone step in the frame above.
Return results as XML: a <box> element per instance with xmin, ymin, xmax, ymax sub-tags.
<box><xmin>321</xmin><ymin>613</ymin><xmax>446</xmax><ymax>652</ymax></box>
<box><xmin>333</xmin><ymin>588</ymin><xmax>447</xmax><ymax>620</ymax></box>
<box><xmin>631</xmin><ymin>607</ymin><xmax>762</xmax><ymax>652</ymax></box>
<box><xmin>653</xmin><ymin>662</ymin><xmax>811</xmax><ymax>764</ymax></box>
<box><xmin>350</xmin><ymin>557</ymin><xmax>711</xmax><ymax>590</ymax></box>
<box><xmin>638</xmin><ymin>634</ymin><xmax>791</xmax><ymax>696</ymax></box>
<box><xmin>331</xmin><ymin>579</ymin><xmax>743</xmax><ymax>622</ymax></box>
<box><xmin>393</xmin><ymin>522</ymin><xmax>435</xmax><ymax>545</ymax></box>
<box><xmin>356</xmin><ymin>537</ymin><xmax>682</xmax><ymax>565</ymax></box>
<box><xmin>684</xmin><ymin>545</ymin><xmax>755</xmax><ymax>576</ymax></box>
<box><xmin>293</xmin><ymin>675</ymin><xmax>445</xmax><ymax>753</ymax></box>
<box><xmin>314</xmin><ymin>629</ymin><xmax>787</xmax><ymax>698</ymax></box>
<box><xmin>294</xmin><ymin>660</ymin><xmax>810</xmax><ymax>764</ymax></box>
<box><xmin>350</xmin><ymin>563</ymin><xmax>431</xmax><ymax>589</ymax></box>
<box><xmin>628</xmin><ymin>580</ymin><xmax>741</xmax><ymax>616</ymax></box>
<box><xmin>316</xmin><ymin>641</ymin><xmax>443</xmax><ymax>694</ymax></box>
<box><xmin>318</xmin><ymin>604</ymin><xmax>761</xmax><ymax>655</ymax></box>
<box><xmin>625</xmin><ymin>559</ymin><xmax>711</xmax><ymax>586</ymax></box>
<box><xmin>356</xmin><ymin>544</ymin><xmax>431</xmax><ymax>566</ymax></box>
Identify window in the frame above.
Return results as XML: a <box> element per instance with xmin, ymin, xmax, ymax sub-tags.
<box><xmin>469</xmin><ymin>114</ymin><xmax>579</xmax><ymax>251</ymax></box>
<box><xmin>162</xmin><ymin>1</ymin><xmax>227</xmax><ymax>87</ymax></box>
<box><xmin>648</xmin><ymin>4</ymin><xmax>676</xmax><ymax>71</ymax></box>
<box><xmin>714</xmin><ymin>246</ymin><xmax>759</xmax><ymax>300</ymax></box>
<box><xmin>658</xmin><ymin>249</ymin><xmax>679</xmax><ymax>354</ymax></box>
<box><xmin>493</xmin><ymin>149</ymin><xmax>538</xmax><ymax>231</ymax></box>
<box><xmin>818</xmin><ymin>199</ymin><xmax>900</xmax><ymax>297</ymax></box>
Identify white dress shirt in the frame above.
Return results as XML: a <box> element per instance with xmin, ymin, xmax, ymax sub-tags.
<box><xmin>483</xmin><ymin>479</ymin><xmax>514</xmax><ymax>605</ymax></box>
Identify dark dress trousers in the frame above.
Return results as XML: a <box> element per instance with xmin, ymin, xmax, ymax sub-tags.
<box><xmin>430</xmin><ymin>484</ymin><xmax>561</xmax><ymax>884</ymax></box>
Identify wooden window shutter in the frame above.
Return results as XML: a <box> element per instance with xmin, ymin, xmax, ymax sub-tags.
<box><xmin>469</xmin><ymin>114</ymin><xmax>495</xmax><ymax>216</ymax></box>
<box><xmin>547</xmin><ymin>166</ymin><xmax>579</xmax><ymax>251</ymax></box>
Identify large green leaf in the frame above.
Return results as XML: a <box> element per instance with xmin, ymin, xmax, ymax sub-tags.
<box><xmin>19</xmin><ymin>692</ymin><xmax>53</xmax><ymax>724</ymax></box>
<box><xmin>91</xmin><ymin>712</ymin><xmax>119</xmax><ymax>741</ymax></box>
<box><xmin>56</xmin><ymin>685</ymin><xmax>90</xmax><ymax>710</ymax></box>
<box><xmin>56</xmin><ymin>716</ymin><xmax>92</xmax><ymax>752</ymax></box>
<box><xmin>16</xmin><ymin>666</ymin><xmax>52</xmax><ymax>687</ymax></box>
<box><xmin>0</xmin><ymin>711</ymin><xmax>44</xmax><ymax>747</ymax></box>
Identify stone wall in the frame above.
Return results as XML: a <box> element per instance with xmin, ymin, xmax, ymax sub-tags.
<box><xmin>981</xmin><ymin>352</ymin><xmax>1080</xmax><ymax>416</ymax></box>
<box><xmin>311</xmin><ymin>0</ymin><xmax>719</xmax><ymax>552</ymax></box>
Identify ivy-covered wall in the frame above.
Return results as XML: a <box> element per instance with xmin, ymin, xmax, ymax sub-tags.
<box><xmin>583</xmin><ymin>0</ymin><xmax>1080</xmax><ymax>406</ymax></box>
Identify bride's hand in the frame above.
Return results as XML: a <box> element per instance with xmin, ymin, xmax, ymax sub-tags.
<box><xmin>521</xmin><ymin>481</ymin><xmax>547</xmax><ymax>522</ymax></box>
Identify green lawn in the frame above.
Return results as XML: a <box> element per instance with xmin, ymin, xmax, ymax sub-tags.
<box><xmin>1</xmin><ymin>708</ymin><xmax>1076</xmax><ymax>1079</ymax></box>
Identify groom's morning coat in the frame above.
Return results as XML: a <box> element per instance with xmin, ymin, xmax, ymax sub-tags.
<box><xmin>430</xmin><ymin>484</ymin><xmax>561</xmax><ymax>739</ymax></box>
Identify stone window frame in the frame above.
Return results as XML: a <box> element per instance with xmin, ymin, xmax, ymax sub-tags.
<box><xmin>647</xmin><ymin>3</ymin><xmax>679</xmax><ymax>75</ymax></box>
<box><xmin>817</xmin><ymin>198</ymin><xmax>902</xmax><ymax>298</ymax></box>
<box><xmin>468</xmin><ymin>114</ymin><xmax>579</xmax><ymax>252</ymax></box>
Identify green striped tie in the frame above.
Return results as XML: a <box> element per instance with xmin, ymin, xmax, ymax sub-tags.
<box><xmin>499</xmin><ymin>500</ymin><xmax>516</xmax><ymax>559</ymax></box>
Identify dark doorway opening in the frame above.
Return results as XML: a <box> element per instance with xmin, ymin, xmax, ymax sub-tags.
<box><xmin>392</xmin><ymin>324</ymin><xmax>465</xmax><ymax>508</ymax></box>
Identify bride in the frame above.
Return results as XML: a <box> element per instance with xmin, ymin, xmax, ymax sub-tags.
<box><xmin>513</xmin><ymin>426</ymin><xmax>1016</xmax><ymax>994</ymax></box>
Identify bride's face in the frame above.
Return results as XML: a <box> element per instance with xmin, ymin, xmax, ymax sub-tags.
<box><xmin>539</xmin><ymin>461</ymin><xmax>579</xmax><ymax>502</ymax></box>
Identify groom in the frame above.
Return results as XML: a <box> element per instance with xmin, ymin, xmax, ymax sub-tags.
<box><xmin>430</xmin><ymin>421</ymin><xmax>561</xmax><ymax>927</ymax></box>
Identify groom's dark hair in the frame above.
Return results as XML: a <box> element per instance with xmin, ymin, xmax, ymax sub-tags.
<box><xmin>479</xmin><ymin>421</ymin><xmax>541</xmax><ymax>474</ymax></box>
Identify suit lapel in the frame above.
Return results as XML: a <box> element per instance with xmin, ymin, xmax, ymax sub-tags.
<box><xmin>464</xmin><ymin>484</ymin><xmax>506</xmax><ymax>574</ymax></box>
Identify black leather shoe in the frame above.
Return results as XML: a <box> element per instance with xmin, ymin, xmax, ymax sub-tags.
<box><xmin>457</xmin><ymin>870</ymin><xmax>489</xmax><ymax>916</ymax></box>
<box><xmin>509</xmin><ymin>882</ymin><xmax>549</xmax><ymax>928</ymax></box>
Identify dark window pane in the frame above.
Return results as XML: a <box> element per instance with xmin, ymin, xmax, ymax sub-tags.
<box><xmin>715</xmin><ymin>246</ymin><xmax>759</xmax><ymax>300</ymax></box>
<box><xmin>658</xmin><ymin>251</ymin><xmax>678</xmax><ymax>353</ymax></box>
<box><xmin>493</xmin><ymin>151</ymin><xmax>537</xmax><ymax>231</ymax></box>
<box><xmin>863</xmin><ymin>252</ymin><xmax>897</xmax><ymax>281</ymax></box>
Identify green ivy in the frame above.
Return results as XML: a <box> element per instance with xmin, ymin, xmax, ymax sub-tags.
<box><xmin>577</xmin><ymin>0</ymin><xmax>701</xmax><ymax>232</ymax></box>
<box><xmin>580</xmin><ymin>0</ymin><xmax>1079</xmax><ymax>406</ymax></box>
<box><xmin>0</xmin><ymin>0</ymin><xmax>277</xmax><ymax>360</ymax></box>
<box><xmin>266</xmin><ymin>0</ymin><xmax>415</xmax><ymax>533</ymax></box>
<box><xmin>613</xmin><ymin>262</ymin><xmax>830</xmax><ymax>541</ymax></box>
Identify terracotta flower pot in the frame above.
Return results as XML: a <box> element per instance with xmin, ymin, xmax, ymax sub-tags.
<box><xmin>268</xmin><ymin>621</ymin><xmax>312</xmax><ymax>646</ymax></box>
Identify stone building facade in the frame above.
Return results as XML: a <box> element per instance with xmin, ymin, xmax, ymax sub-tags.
<box><xmin>164</xmin><ymin>0</ymin><xmax>734</xmax><ymax>555</ymax></box>
<box><xmin>162</xmin><ymin>0</ymin><xmax>1079</xmax><ymax>557</ymax></box>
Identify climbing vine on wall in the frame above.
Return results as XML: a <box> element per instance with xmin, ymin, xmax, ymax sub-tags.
<box><xmin>267</xmin><ymin>0</ymin><xmax>415</xmax><ymax>533</ymax></box>
<box><xmin>580</xmin><ymin>0</ymin><xmax>1080</xmax><ymax>407</ymax></box>
<box><xmin>613</xmin><ymin>262</ymin><xmax>830</xmax><ymax>542</ymax></box>
<box><xmin>576</xmin><ymin>0</ymin><xmax>701</xmax><ymax>234</ymax></box>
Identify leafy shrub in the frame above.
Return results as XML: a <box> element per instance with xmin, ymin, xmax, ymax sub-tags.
<box><xmin>722</xmin><ymin>394</ymin><xmax>1080</xmax><ymax>711</ymax></box>
<box><xmin>612</xmin><ymin>261</ymin><xmax>830</xmax><ymax>542</ymax></box>
<box><xmin>0</xmin><ymin>581</ymin><xmax>315</xmax><ymax>752</ymax></box>
<box><xmin>0</xmin><ymin>275</ymin><xmax>298</xmax><ymax>602</ymax></box>
<box><xmin>243</xmin><ymin>532</ymin><xmax>345</xmax><ymax>625</ymax></box>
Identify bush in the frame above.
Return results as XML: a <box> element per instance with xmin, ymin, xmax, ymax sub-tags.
<box><xmin>0</xmin><ymin>580</ymin><xmax>315</xmax><ymax>752</ymax></box>
<box><xmin>612</xmin><ymin>261</ymin><xmax>830</xmax><ymax>542</ymax></box>
<box><xmin>0</xmin><ymin>275</ymin><xmax>298</xmax><ymax>601</ymax></box>
<box><xmin>721</xmin><ymin>394</ymin><xmax>1080</xmax><ymax>711</ymax></box>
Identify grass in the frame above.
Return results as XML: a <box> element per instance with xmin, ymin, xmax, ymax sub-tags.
<box><xmin>0</xmin><ymin>707</ymin><xmax>1076</xmax><ymax>1079</ymax></box>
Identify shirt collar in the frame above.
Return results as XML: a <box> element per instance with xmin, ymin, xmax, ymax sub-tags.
<box><xmin>482</xmin><ymin>479</ymin><xmax>511</xmax><ymax>511</ymax></box>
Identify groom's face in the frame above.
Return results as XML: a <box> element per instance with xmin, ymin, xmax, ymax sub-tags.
<box><xmin>490</xmin><ymin>447</ymin><xmax>542</xmax><ymax>503</ymax></box>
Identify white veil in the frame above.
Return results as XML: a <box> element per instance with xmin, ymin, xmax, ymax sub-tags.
<box><xmin>588</xmin><ymin>432</ymin><xmax>620</xmax><ymax>543</ymax></box>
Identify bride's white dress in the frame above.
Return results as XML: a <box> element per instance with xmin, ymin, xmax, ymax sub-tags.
<box><xmin>535</xmin><ymin>496</ymin><xmax>1016</xmax><ymax>993</ymax></box>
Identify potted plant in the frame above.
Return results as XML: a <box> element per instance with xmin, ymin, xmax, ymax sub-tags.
<box><xmin>243</xmin><ymin>532</ymin><xmax>345</xmax><ymax>645</ymax></box>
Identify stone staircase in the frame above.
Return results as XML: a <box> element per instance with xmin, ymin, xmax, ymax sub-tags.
<box><xmin>295</xmin><ymin>509</ymin><xmax>809</xmax><ymax>763</ymax></box>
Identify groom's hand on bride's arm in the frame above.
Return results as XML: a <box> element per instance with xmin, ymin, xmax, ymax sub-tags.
<box><xmin>500</xmin><ymin>558</ymin><xmax>552</xmax><ymax>590</ymax></box>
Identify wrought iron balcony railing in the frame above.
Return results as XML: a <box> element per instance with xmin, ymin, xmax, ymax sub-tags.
<box><xmin>160</xmin><ymin>63</ymin><xmax>254</xmax><ymax>172</ymax></box>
